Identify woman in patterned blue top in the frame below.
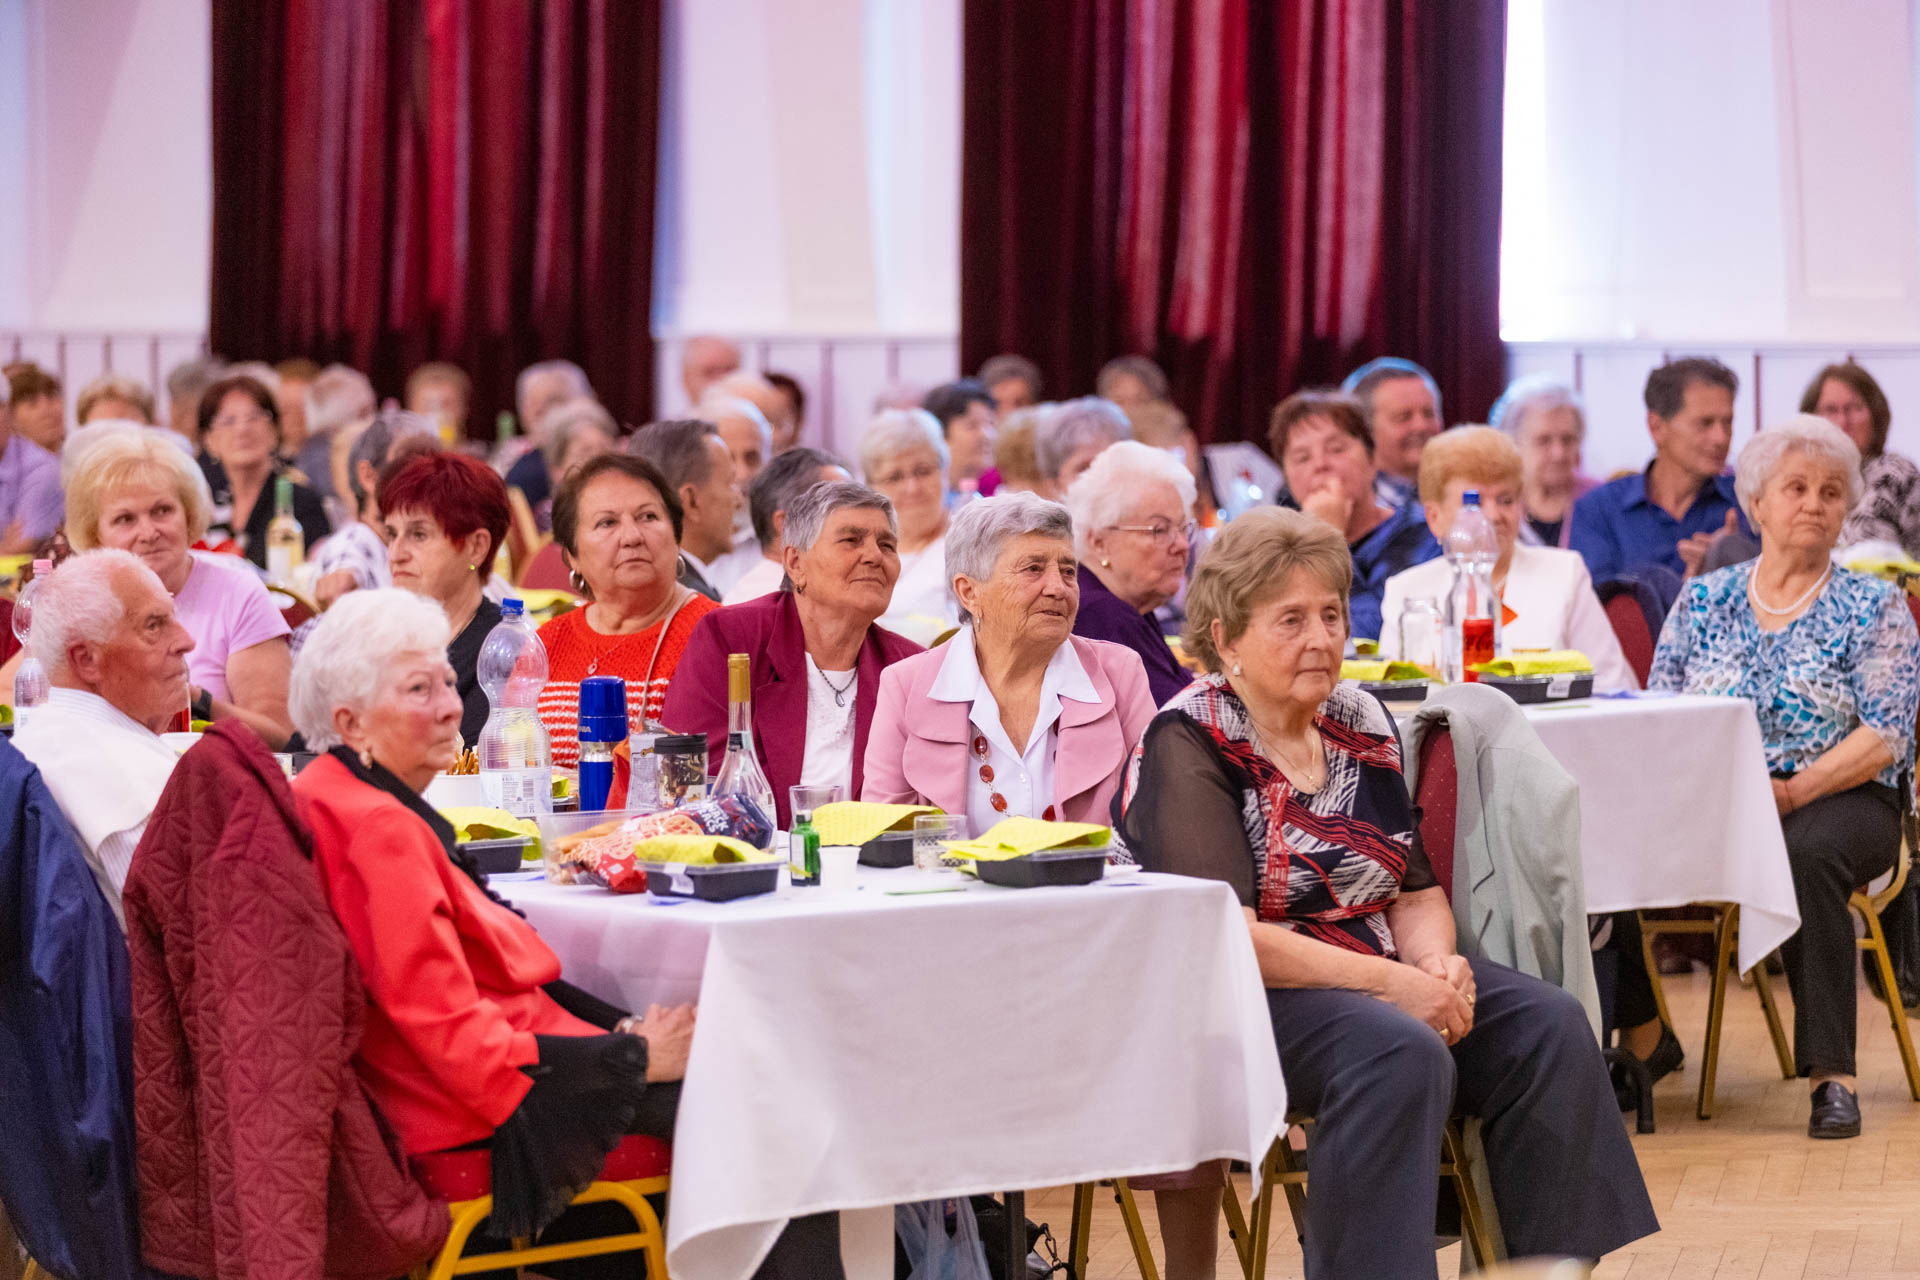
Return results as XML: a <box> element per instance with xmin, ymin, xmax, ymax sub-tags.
<box><xmin>1648</xmin><ymin>414</ymin><xmax>1920</xmax><ymax>1140</ymax></box>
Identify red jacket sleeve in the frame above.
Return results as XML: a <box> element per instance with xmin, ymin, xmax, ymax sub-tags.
<box><xmin>320</xmin><ymin>818</ymin><xmax>538</xmax><ymax>1129</ymax></box>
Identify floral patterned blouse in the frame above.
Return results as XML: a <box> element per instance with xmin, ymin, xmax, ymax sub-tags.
<box><xmin>1648</xmin><ymin>563</ymin><xmax>1920</xmax><ymax>790</ymax></box>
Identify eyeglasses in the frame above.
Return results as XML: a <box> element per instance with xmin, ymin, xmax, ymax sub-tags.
<box><xmin>1110</xmin><ymin>519</ymin><xmax>1197</xmax><ymax>546</ymax></box>
<box><xmin>213</xmin><ymin>410</ymin><xmax>276</xmax><ymax>432</ymax></box>
<box><xmin>875</xmin><ymin>464</ymin><xmax>943</xmax><ymax>488</ymax></box>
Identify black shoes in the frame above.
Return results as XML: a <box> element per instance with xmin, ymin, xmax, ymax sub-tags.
<box><xmin>1612</xmin><ymin>1024</ymin><xmax>1686</xmax><ymax>1112</ymax></box>
<box><xmin>1808</xmin><ymin>1081</ymin><xmax>1862</xmax><ymax>1139</ymax></box>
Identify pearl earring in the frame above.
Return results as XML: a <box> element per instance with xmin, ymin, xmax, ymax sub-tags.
<box><xmin>1232</xmin><ymin>663</ymin><xmax>1243</xmax><ymax>676</ymax></box>
<box><xmin>1100</xmin><ymin>559</ymin><xmax>1111</xmax><ymax>568</ymax></box>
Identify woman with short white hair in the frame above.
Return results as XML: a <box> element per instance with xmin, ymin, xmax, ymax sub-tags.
<box><xmin>860</xmin><ymin>408</ymin><xmax>959</xmax><ymax>642</ymax></box>
<box><xmin>1490</xmin><ymin>375</ymin><xmax>1598</xmax><ymax>548</ymax></box>
<box><xmin>1065</xmin><ymin>439</ymin><xmax>1199</xmax><ymax>705</ymax></box>
<box><xmin>65</xmin><ymin>427</ymin><xmax>294</xmax><ymax>746</ymax></box>
<box><xmin>863</xmin><ymin>492</ymin><xmax>1156</xmax><ymax>832</ymax></box>
<box><xmin>1647</xmin><ymin>414</ymin><xmax>1920</xmax><ymax>1140</ymax></box>
<box><xmin>290</xmin><ymin>588</ymin><xmax>843</xmax><ymax>1272</ymax></box>
<box><xmin>1034</xmin><ymin>396</ymin><xmax>1131</xmax><ymax>498</ymax></box>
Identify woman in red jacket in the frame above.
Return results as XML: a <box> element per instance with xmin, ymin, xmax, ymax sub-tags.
<box><xmin>288</xmin><ymin>587</ymin><xmax>840</xmax><ymax>1276</ymax></box>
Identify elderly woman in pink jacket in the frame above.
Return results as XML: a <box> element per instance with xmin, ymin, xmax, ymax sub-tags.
<box><xmin>863</xmin><ymin>492</ymin><xmax>1156</xmax><ymax>832</ymax></box>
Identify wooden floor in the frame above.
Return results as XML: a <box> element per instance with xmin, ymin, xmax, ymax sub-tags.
<box><xmin>1029</xmin><ymin>966</ymin><xmax>1920</xmax><ymax>1279</ymax></box>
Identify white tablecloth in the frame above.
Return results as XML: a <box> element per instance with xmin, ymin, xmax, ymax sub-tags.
<box><xmin>1515</xmin><ymin>694</ymin><xmax>1799</xmax><ymax>972</ymax></box>
<box><xmin>500</xmin><ymin>867</ymin><xmax>1287</xmax><ymax>1280</ymax></box>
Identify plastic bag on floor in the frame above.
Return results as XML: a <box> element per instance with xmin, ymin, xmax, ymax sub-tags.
<box><xmin>895</xmin><ymin>1198</ymin><xmax>991</xmax><ymax>1280</ymax></box>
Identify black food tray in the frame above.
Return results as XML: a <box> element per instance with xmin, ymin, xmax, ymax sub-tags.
<box><xmin>1359</xmin><ymin>678</ymin><xmax>1430</xmax><ymax>703</ymax></box>
<box><xmin>640</xmin><ymin>860</ymin><xmax>780</xmax><ymax>901</ymax></box>
<box><xmin>1476</xmin><ymin>672</ymin><xmax>1593</xmax><ymax>704</ymax></box>
<box><xmin>973</xmin><ymin>849</ymin><xmax>1109</xmax><ymax>888</ymax></box>
<box><xmin>461</xmin><ymin>836</ymin><xmax>532</xmax><ymax>876</ymax></box>
<box><xmin>860</xmin><ymin>830</ymin><xmax>916</xmax><ymax>868</ymax></box>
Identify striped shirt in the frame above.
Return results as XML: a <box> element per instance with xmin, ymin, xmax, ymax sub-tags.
<box><xmin>535</xmin><ymin>594</ymin><xmax>718</xmax><ymax>767</ymax></box>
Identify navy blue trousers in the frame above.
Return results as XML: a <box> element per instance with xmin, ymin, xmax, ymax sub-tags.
<box><xmin>1269</xmin><ymin>957</ymin><xmax>1659</xmax><ymax>1279</ymax></box>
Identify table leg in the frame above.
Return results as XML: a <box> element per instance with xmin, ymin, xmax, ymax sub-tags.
<box><xmin>1003</xmin><ymin>1190</ymin><xmax>1027</xmax><ymax>1278</ymax></box>
<box><xmin>840</xmin><ymin>1205</ymin><xmax>896</xmax><ymax>1280</ymax></box>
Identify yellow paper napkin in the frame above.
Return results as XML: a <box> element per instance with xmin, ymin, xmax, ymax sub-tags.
<box><xmin>811</xmin><ymin>801</ymin><xmax>943</xmax><ymax>847</ymax></box>
<box><xmin>942</xmin><ymin>816</ymin><xmax>1112</xmax><ymax>861</ymax></box>
<box><xmin>633</xmin><ymin>834</ymin><xmax>772</xmax><ymax>865</ymax></box>
<box><xmin>1470</xmin><ymin>650</ymin><xmax>1594</xmax><ymax>677</ymax></box>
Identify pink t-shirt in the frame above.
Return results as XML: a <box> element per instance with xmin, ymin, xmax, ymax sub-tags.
<box><xmin>174</xmin><ymin>551</ymin><xmax>291</xmax><ymax>701</ymax></box>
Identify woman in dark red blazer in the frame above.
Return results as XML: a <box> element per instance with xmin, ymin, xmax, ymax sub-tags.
<box><xmin>664</xmin><ymin>481</ymin><xmax>923</xmax><ymax>826</ymax></box>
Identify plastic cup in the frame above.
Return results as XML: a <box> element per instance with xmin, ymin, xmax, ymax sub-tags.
<box><xmin>819</xmin><ymin>845</ymin><xmax>860</xmax><ymax>893</ymax></box>
<box><xmin>913</xmin><ymin>814</ymin><xmax>970</xmax><ymax>871</ymax></box>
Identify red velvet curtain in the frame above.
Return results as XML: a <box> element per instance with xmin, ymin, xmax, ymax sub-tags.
<box><xmin>961</xmin><ymin>0</ymin><xmax>1506</xmax><ymax>443</ymax></box>
<box><xmin>210</xmin><ymin>0</ymin><xmax>663</xmax><ymax>433</ymax></box>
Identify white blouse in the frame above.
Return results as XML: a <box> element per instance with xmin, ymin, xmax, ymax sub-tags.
<box><xmin>1377</xmin><ymin>544</ymin><xmax>1639</xmax><ymax>692</ymax></box>
<box><xmin>925</xmin><ymin>627</ymin><xmax>1099</xmax><ymax>836</ymax></box>
<box><xmin>880</xmin><ymin>540</ymin><xmax>960</xmax><ymax>646</ymax></box>
<box><xmin>798</xmin><ymin>656</ymin><xmax>857</xmax><ymax>794</ymax></box>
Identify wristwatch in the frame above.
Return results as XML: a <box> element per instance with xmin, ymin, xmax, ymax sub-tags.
<box><xmin>190</xmin><ymin>687</ymin><xmax>213</xmax><ymax>722</ymax></box>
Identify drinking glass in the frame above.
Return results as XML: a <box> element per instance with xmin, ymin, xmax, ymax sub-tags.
<box><xmin>788</xmin><ymin>784</ymin><xmax>845</xmax><ymax>822</ymax></box>
<box><xmin>1398</xmin><ymin>597</ymin><xmax>1444</xmax><ymax>676</ymax></box>
<box><xmin>913</xmin><ymin>814</ymin><xmax>970</xmax><ymax>871</ymax></box>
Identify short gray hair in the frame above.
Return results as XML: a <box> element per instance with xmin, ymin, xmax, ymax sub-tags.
<box><xmin>1063</xmin><ymin>439</ymin><xmax>1197</xmax><ymax>558</ymax></box>
<box><xmin>1489</xmin><ymin>374</ymin><xmax>1586</xmax><ymax>441</ymax></box>
<box><xmin>945</xmin><ymin>492</ymin><xmax>1074</xmax><ymax>622</ymax></box>
<box><xmin>516</xmin><ymin>359</ymin><xmax>592</xmax><ymax>422</ymax></box>
<box><xmin>165</xmin><ymin>356</ymin><xmax>226</xmax><ymax>405</ymax></box>
<box><xmin>290</xmin><ymin>589</ymin><xmax>453</xmax><ymax>750</ymax></box>
<box><xmin>748</xmin><ymin>446</ymin><xmax>843</xmax><ymax>550</ymax></box>
<box><xmin>1734</xmin><ymin>414</ymin><xmax>1862</xmax><ymax>525</ymax></box>
<box><xmin>1035</xmin><ymin>396</ymin><xmax>1130</xmax><ymax>481</ymax></box>
<box><xmin>305</xmin><ymin>364</ymin><xmax>377</xmax><ymax>439</ymax></box>
<box><xmin>28</xmin><ymin>549</ymin><xmax>163</xmax><ymax>677</ymax></box>
<box><xmin>700</xmin><ymin>394</ymin><xmax>773</xmax><ymax>456</ymax></box>
<box><xmin>859</xmin><ymin>408</ymin><xmax>949</xmax><ymax>482</ymax></box>
<box><xmin>783</xmin><ymin>481</ymin><xmax>897</xmax><ymax>555</ymax></box>
<box><xmin>540</xmin><ymin>398</ymin><xmax>620</xmax><ymax>473</ymax></box>
<box><xmin>349</xmin><ymin>409</ymin><xmax>440</xmax><ymax>505</ymax></box>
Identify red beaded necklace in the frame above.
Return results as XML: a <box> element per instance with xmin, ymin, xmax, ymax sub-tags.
<box><xmin>971</xmin><ymin>731</ymin><xmax>1058</xmax><ymax>821</ymax></box>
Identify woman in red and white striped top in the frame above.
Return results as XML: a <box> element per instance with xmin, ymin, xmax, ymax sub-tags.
<box><xmin>536</xmin><ymin>454</ymin><xmax>718</xmax><ymax>767</ymax></box>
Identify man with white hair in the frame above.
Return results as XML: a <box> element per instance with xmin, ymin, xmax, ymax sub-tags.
<box><xmin>505</xmin><ymin>359</ymin><xmax>596</xmax><ymax>512</ymax></box>
<box><xmin>0</xmin><ymin>370</ymin><xmax>62</xmax><ymax>554</ymax></box>
<box><xmin>697</xmin><ymin>392</ymin><xmax>777</xmax><ymax>589</ymax></box>
<box><xmin>297</xmin><ymin>364</ymin><xmax>378</xmax><ymax>522</ymax></box>
<box><xmin>709</xmin><ymin>371</ymin><xmax>796</xmax><ymax>451</ymax></box>
<box><xmin>12</xmin><ymin>549</ymin><xmax>195</xmax><ymax>928</ymax></box>
<box><xmin>681</xmin><ymin>335</ymin><xmax>741</xmax><ymax>405</ymax></box>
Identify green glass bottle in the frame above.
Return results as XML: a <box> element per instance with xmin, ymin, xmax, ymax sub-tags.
<box><xmin>789</xmin><ymin>811</ymin><xmax>821</xmax><ymax>887</ymax></box>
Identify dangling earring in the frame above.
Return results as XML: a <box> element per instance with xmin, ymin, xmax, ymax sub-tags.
<box><xmin>359</xmin><ymin>746</ymin><xmax>374</xmax><ymax>770</ymax></box>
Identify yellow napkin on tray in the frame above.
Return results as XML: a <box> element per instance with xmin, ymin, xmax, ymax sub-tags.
<box><xmin>633</xmin><ymin>834</ymin><xmax>773</xmax><ymax>865</ymax></box>
<box><xmin>440</xmin><ymin>807</ymin><xmax>544</xmax><ymax>861</ymax></box>
<box><xmin>810</xmin><ymin>801</ymin><xmax>942</xmax><ymax>847</ymax></box>
<box><xmin>942</xmin><ymin>817</ymin><xmax>1111</xmax><ymax>862</ymax></box>
<box><xmin>1340</xmin><ymin>659</ymin><xmax>1431</xmax><ymax>683</ymax></box>
<box><xmin>1470</xmin><ymin>650</ymin><xmax>1593</xmax><ymax>677</ymax></box>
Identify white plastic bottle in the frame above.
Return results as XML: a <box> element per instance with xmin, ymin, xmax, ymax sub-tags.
<box><xmin>475</xmin><ymin>599</ymin><xmax>553</xmax><ymax>817</ymax></box>
<box><xmin>1443</xmin><ymin>491</ymin><xmax>1502</xmax><ymax>683</ymax></box>
<box><xmin>11</xmin><ymin>560</ymin><xmax>53</xmax><ymax>727</ymax></box>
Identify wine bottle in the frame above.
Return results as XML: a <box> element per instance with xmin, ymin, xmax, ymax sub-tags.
<box><xmin>266</xmin><ymin>475</ymin><xmax>304</xmax><ymax>584</ymax></box>
<box><xmin>711</xmin><ymin>653</ymin><xmax>776</xmax><ymax>837</ymax></box>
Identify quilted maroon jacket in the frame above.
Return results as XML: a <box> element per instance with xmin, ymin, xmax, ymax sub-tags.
<box><xmin>123</xmin><ymin>724</ymin><xmax>448</xmax><ymax>1279</ymax></box>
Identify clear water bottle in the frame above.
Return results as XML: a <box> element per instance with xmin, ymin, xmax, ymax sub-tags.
<box><xmin>1443</xmin><ymin>491</ymin><xmax>1502</xmax><ymax>683</ymax></box>
<box><xmin>11</xmin><ymin>559</ymin><xmax>53</xmax><ymax>727</ymax></box>
<box><xmin>476</xmin><ymin>598</ymin><xmax>553</xmax><ymax>817</ymax></box>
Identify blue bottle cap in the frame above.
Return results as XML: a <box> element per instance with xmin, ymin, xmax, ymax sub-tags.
<box><xmin>1462</xmin><ymin>489</ymin><xmax>1479</xmax><ymax>504</ymax></box>
<box><xmin>578</xmin><ymin>675</ymin><xmax>628</xmax><ymax>743</ymax></box>
<box><xmin>501</xmin><ymin>598</ymin><xmax>525</xmax><ymax>617</ymax></box>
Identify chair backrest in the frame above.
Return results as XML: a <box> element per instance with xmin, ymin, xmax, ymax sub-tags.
<box><xmin>1600</xmin><ymin>590</ymin><xmax>1655</xmax><ymax>687</ymax></box>
<box><xmin>1415</xmin><ymin>724</ymin><xmax>1459</xmax><ymax>900</ymax></box>
<box><xmin>267</xmin><ymin>586</ymin><xmax>317</xmax><ymax>631</ymax></box>
<box><xmin>517</xmin><ymin>539</ymin><xmax>571</xmax><ymax>591</ymax></box>
<box><xmin>505</xmin><ymin>485</ymin><xmax>543</xmax><ymax>580</ymax></box>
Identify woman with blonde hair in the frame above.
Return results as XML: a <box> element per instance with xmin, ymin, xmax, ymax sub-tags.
<box><xmin>1378</xmin><ymin>426</ymin><xmax>1636</xmax><ymax>690</ymax></box>
<box><xmin>64</xmin><ymin>428</ymin><xmax>294</xmax><ymax>745</ymax></box>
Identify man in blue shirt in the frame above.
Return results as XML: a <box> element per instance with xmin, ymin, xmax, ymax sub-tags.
<box><xmin>1571</xmin><ymin>357</ymin><xmax>1749</xmax><ymax>581</ymax></box>
<box><xmin>1344</xmin><ymin>357</ymin><xmax>1444</xmax><ymax>510</ymax></box>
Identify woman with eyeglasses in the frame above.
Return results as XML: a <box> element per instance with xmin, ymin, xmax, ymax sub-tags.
<box><xmin>861</xmin><ymin>408</ymin><xmax>961</xmax><ymax>642</ymax></box>
<box><xmin>196</xmin><ymin>374</ymin><xmax>332</xmax><ymax>569</ymax></box>
<box><xmin>1065</xmin><ymin>440</ymin><xmax>1200</xmax><ymax>706</ymax></box>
